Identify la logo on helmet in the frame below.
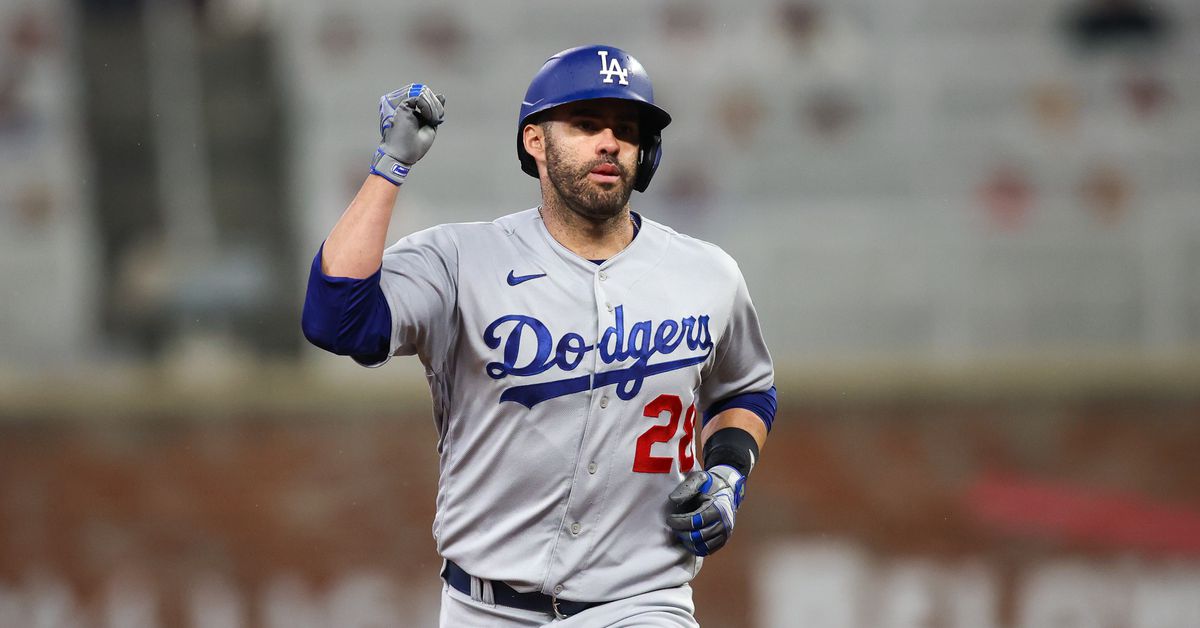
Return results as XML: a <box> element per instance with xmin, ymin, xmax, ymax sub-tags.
<box><xmin>597</xmin><ymin>50</ymin><xmax>629</xmax><ymax>85</ymax></box>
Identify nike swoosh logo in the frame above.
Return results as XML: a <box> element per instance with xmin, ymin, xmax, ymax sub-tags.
<box><xmin>507</xmin><ymin>271</ymin><xmax>547</xmax><ymax>286</ymax></box>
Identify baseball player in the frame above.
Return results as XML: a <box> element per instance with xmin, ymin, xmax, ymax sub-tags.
<box><xmin>302</xmin><ymin>45</ymin><xmax>776</xmax><ymax>626</ymax></box>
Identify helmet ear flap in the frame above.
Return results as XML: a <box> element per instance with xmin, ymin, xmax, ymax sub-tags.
<box><xmin>633</xmin><ymin>131</ymin><xmax>662</xmax><ymax>193</ymax></box>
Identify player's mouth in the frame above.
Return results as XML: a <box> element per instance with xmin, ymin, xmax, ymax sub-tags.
<box><xmin>587</xmin><ymin>163</ymin><xmax>622</xmax><ymax>184</ymax></box>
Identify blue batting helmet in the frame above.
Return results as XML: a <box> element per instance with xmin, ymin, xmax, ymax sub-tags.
<box><xmin>517</xmin><ymin>45</ymin><xmax>672</xmax><ymax>193</ymax></box>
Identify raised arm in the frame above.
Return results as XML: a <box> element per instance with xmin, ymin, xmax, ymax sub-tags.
<box><xmin>302</xmin><ymin>84</ymin><xmax>445</xmax><ymax>359</ymax></box>
<box><xmin>321</xmin><ymin>84</ymin><xmax>446</xmax><ymax>278</ymax></box>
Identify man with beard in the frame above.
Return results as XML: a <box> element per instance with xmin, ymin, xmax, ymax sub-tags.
<box><xmin>302</xmin><ymin>45</ymin><xmax>776</xmax><ymax>627</ymax></box>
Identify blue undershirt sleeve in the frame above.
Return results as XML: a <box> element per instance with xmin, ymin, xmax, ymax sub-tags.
<box><xmin>703</xmin><ymin>386</ymin><xmax>778</xmax><ymax>432</ymax></box>
<box><xmin>300</xmin><ymin>243</ymin><xmax>392</xmax><ymax>364</ymax></box>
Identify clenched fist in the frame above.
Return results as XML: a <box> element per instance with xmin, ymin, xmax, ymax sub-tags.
<box><xmin>370</xmin><ymin>83</ymin><xmax>446</xmax><ymax>185</ymax></box>
<box><xmin>666</xmin><ymin>464</ymin><xmax>746</xmax><ymax>556</ymax></box>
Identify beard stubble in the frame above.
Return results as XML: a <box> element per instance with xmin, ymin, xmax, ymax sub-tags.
<box><xmin>543</xmin><ymin>130</ymin><xmax>636</xmax><ymax>223</ymax></box>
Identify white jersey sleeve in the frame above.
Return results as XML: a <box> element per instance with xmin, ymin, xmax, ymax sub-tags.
<box><xmin>361</xmin><ymin>225</ymin><xmax>460</xmax><ymax>370</ymax></box>
<box><xmin>697</xmin><ymin>264</ymin><xmax>774</xmax><ymax>416</ymax></box>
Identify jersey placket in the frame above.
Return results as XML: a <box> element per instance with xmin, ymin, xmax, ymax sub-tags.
<box><xmin>540</xmin><ymin>262</ymin><xmax>622</xmax><ymax>599</ymax></box>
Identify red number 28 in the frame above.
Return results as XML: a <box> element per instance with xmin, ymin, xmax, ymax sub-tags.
<box><xmin>633</xmin><ymin>394</ymin><xmax>696</xmax><ymax>474</ymax></box>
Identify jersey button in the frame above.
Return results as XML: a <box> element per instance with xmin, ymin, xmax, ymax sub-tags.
<box><xmin>588</xmin><ymin>462</ymin><xmax>597</xmax><ymax>474</ymax></box>
<box><xmin>599</xmin><ymin>396</ymin><xmax>609</xmax><ymax>409</ymax></box>
<box><xmin>553</xmin><ymin>584</ymin><xmax>564</xmax><ymax>595</ymax></box>
<box><xmin>570</xmin><ymin>522</ymin><xmax>582</xmax><ymax>535</ymax></box>
<box><xmin>598</xmin><ymin>271</ymin><xmax>608</xmax><ymax>281</ymax></box>
<box><xmin>605</xmin><ymin>302</ymin><xmax>614</xmax><ymax>312</ymax></box>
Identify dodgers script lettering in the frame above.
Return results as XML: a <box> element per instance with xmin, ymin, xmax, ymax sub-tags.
<box><xmin>483</xmin><ymin>306</ymin><xmax>712</xmax><ymax>408</ymax></box>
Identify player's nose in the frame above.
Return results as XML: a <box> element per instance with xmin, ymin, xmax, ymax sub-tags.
<box><xmin>595</xmin><ymin>127</ymin><xmax>620</xmax><ymax>156</ymax></box>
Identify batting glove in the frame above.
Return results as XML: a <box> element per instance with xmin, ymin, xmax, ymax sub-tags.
<box><xmin>370</xmin><ymin>83</ymin><xmax>446</xmax><ymax>185</ymax></box>
<box><xmin>666</xmin><ymin>464</ymin><xmax>746</xmax><ymax>556</ymax></box>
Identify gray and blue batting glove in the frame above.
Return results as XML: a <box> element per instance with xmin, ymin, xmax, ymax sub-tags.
<box><xmin>666</xmin><ymin>464</ymin><xmax>746</xmax><ymax>556</ymax></box>
<box><xmin>370</xmin><ymin>83</ymin><xmax>446</xmax><ymax>185</ymax></box>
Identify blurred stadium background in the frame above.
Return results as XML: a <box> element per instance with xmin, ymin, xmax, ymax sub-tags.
<box><xmin>2</xmin><ymin>0</ymin><xmax>1199</xmax><ymax>626</ymax></box>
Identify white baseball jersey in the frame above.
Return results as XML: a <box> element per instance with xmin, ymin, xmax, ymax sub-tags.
<box><xmin>364</xmin><ymin>207</ymin><xmax>773</xmax><ymax>603</ymax></box>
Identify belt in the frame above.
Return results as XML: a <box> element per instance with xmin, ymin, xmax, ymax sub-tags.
<box><xmin>441</xmin><ymin>560</ymin><xmax>603</xmax><ymax>619</ymax></box>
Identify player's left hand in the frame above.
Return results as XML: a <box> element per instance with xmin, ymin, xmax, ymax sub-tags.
<box><xmin>666</xmin><ymin>465</ymin><xmax>746</xmax><ymax>556</ymax></box>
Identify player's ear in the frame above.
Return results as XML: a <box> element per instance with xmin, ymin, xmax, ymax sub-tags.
<box><xmin>523</xmin><ymin>123</ymin><xmax>546</xmax><ymax>164</ymax></box>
